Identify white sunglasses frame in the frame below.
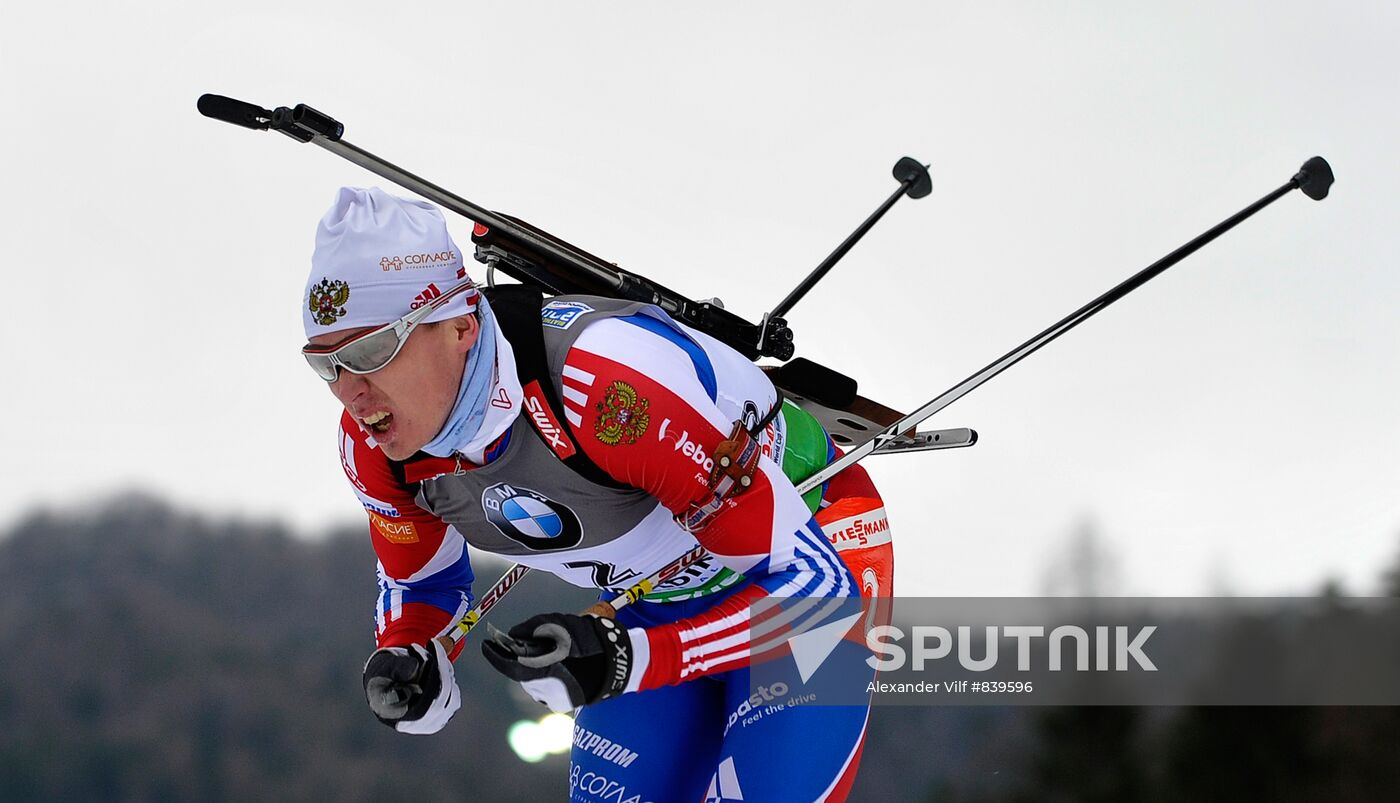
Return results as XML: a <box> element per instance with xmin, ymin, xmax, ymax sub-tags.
<box><xmin>301</xmin><ymin>279</ymin><xmax>478</xmax><ymax>382</ymax></box>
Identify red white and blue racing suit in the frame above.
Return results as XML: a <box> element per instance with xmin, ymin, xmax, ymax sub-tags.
<box><xmin>338</xmin><ymin>298</ymin><xmax>893</xmax><ymax>802</ymax></box>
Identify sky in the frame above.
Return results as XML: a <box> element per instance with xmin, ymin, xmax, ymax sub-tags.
<box><xmin>3</xmin><ymin>1</ymin><xmax>1397</xmax><ymax>596</ymax></box>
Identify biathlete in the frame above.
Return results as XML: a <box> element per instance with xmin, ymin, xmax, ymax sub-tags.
<box><xmin>301</xmin><ymin>187</ymin><xmax>893</xmax><ymax>802</ymax></box>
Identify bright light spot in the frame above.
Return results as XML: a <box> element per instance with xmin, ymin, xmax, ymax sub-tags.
<box><xmin>507</xmin><ymin>720</ymin><xmax>547</xmax><ymax>763</ymax></box>
<box><xmin>507</xmin><ymin>712</ymin><xmax>575</xmax><ymax>763</ymax></box>
<box><xmin>537</xmin><ymin>712</ymin><xmax>575</xmax><ymax>751</ymax></box>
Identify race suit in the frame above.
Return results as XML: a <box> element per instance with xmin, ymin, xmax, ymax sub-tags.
<box><xmin>338</xmin><ymin>296</ymin><xmax>893</xmax><ymax>802</ymax></box>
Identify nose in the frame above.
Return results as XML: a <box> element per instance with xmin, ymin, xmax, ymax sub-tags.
<box><xmin>329</xmin><ymin>369</ymin><xmax>370</xmax><ymax>405</ymax></box>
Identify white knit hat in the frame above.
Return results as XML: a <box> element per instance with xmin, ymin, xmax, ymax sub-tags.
<box><xmin>303</xmin><ymin>187</ymin><xmax>478</xmax><ymax>338</ymax></box>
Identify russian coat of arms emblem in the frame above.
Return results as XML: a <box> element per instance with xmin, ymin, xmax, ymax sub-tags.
<box><xmin>594</xmin><ymin>380</ymin><xmax>651</xmax><ymax>446</ymax></box>
<box><xmin>307</xmin><ymin>278</ymin><xmax>351</xmax><ymax>326</ymax></box>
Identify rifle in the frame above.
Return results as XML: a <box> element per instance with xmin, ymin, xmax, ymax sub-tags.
<box><xmin>196</xmin><ymin>93</ymin><xmax>976</xmax><ymax>455</ymax></box>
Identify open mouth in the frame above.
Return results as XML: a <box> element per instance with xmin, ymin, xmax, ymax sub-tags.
<box><xmin>363</xmin><ymin>410</ymin><xmax>394</xmax><ymax>435</ymax></box>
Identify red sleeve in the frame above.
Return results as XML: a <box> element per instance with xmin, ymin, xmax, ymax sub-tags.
<box><xmin>337</xmin><ymin>410</ymin><xmax>470</xmax><ymax>658</ymax></box>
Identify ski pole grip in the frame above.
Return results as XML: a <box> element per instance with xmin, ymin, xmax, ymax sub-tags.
<box><xmin>583</xmin><ymin>601</ymin><xmax>619</xmax><ymax>619</ymax></box>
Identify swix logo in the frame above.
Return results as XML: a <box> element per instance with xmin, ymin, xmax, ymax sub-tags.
<box><xmin>479</xmin><ymin>563</ymin><xmax>529</xmax><ymax>608</ymax></box>
<box><xmin>523</xmin><ymin>381</ymin><xmax>576</xmax><ymax>458</ymax></box>
<box><xmin>410</xmin><ymin>282</ymin><xmax>443</xmax><ymax>310</ymax></box>
<box><xmin>656</xmin><ymin>418</ymin><xmax>715</xmax><ymax>474</ymax></box>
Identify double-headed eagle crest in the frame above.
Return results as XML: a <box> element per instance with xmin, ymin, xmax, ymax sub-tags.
<box><xmin>308</xmin><ymin>278</ymin><xmax>351</xmax><ymax>326</ymax></box>
<box><xmin>594</xmin><ymin>380</ymin><xmax>651</xmax><ymax>446</ymax></box>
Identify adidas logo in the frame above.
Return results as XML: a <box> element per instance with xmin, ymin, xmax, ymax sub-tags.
<box><xmin>410</xmin><ymin>282</ymin><xmax>443</xmax><ymax>310</ymax></box>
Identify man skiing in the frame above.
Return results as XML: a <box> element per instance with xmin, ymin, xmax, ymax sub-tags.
<box><xmin>303</xmin><ymin>186</ymin><xmax>893</xmax><ymax>802</ymax></box>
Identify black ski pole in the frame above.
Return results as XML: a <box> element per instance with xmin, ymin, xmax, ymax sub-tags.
<box><xmin>796</xmin><ymin>156</ymin><xmax>1334</xmax><ymax>494</ymax></box>
<box><xmin>760</xmin><ymin>158</ymin><xmax>932</xmax><ymax>350</ymax></box>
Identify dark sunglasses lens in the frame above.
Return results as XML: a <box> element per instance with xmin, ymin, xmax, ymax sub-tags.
<box><xmin>303</xmin><ymin>353</ymin><xmax>340</xmax><ymax>382</ymax></box>
<box><xmin>337</xmin><ymin>328</ymin><xmax>402</xmax><ymax>373</ymax></box>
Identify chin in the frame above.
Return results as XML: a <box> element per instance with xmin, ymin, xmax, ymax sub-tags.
<box><xmin>378</xmin><ymin>440</ymin><xmax>421</xmax><ymax>462</ymax></box>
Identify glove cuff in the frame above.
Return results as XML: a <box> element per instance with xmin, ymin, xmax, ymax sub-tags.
<box><xmin>591</xmin><ymin>616</ymin><xmax>634</xmax><ymax>701</ymax></box>
<box><xmin>362</xmin><ymin>640</ymin><xmax>461</xmax><ymax>735</ymax></box>
<box><xmin>395</xmin><ymin>638</ymin><xmax>461</xmax><ymax>734</ymax></box>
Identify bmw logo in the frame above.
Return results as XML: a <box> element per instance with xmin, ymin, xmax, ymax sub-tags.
<box><xmin>481</xmin><ymin>483</ymin><xmax>584</xmax><ymax>551</ymax></box>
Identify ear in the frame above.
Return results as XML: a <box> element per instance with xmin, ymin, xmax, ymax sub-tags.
<box><xmin>448</xmin><ymin>313</ymin><xmax>481</xmax><ymax>355</ymax></box>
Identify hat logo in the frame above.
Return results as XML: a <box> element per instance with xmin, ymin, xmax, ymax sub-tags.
<box><xmin>308</xmin><ymin>278</ymin><xmax>351</xmax><ymax>326</ymax></box>
<box><xmin>379</xmin><ymin>252</ymin><xmax>458</xmax><ymax>271</ymax></box>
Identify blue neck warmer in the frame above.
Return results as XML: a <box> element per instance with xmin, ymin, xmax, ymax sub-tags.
<box><xmin>421</xmin><ymin>296</ymin><xmax>501</xmax><ymax>458</ymax></box>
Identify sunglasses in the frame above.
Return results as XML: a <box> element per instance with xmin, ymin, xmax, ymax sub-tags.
<box><xmin>302</xmin><ymin>279</ymin><xmax>478</xmax><ymax>382</ymax></box>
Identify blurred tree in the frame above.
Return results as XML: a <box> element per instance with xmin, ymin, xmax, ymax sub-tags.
<box><xmin>1158</xmin><ymin>706</ymin><xmax>1320</xmax><ymax>803</ymax></box>
<box><xmin>1040</xmin><ymin>516</ymin><xmax>1122</xmax><ymax>598</ymax></box>
<box><xmin>0</xmin><ymin>494</ymin><xmax>587</xmax><ymax>802</ymax></box>
<box><xmin>5</xmin><ymin>497</ymin><xmax>1399</xmax><ymax>802</ymax></box>
<box><xmin>1382</xmin><ymin>531</ymin><xmax>1400</xmax><ymax>597</ymax></box>
<box><xmin>1015</xmin><ymin>706</ymin><xmax>1146</xmax><ymax>803</ymax></box>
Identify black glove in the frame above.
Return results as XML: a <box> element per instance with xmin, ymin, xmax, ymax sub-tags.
<box><xmin>481</xmin><ymin>613</ymin><xmax>634</xmax><ymax>713</ymax></box>
<box><xmin>362</xmin><ymin>641</ymin><xmax>461</xmax><ymax>734</ymax></box>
